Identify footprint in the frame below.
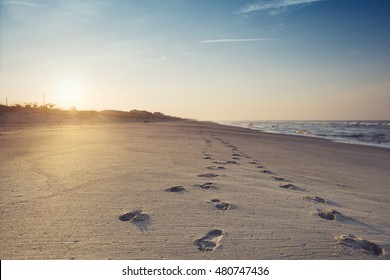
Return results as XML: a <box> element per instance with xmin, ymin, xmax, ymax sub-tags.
<box><xmin>317</xmin><ymin>208</ymin><xmax>341</xmax><ymax>221</ymax></box>
<box><xmin>194</xmin><ymin>229</ymin><xmax>224</xmax><ymax>252</ymax></box>
<box><xmin>193</xmin><ymin>182</ymin><xmax>217</xmax><ymax>190</ymax></box>
<box><xmin>336</xmin><ymin>183</ymin><xmax>350</xmax><ymax>188</ymax></box>
<box><xmin>255</xmin><ymin>165</ymin><xmax>264</xmax><ymax>169</ymax></box>
<box><xmin>119</xmin><ymin>210</ymin><xmax>150</xmax><ymax>231</ymax></box>
<box><xmin>279</xmin><ymin>184</ymin><xmax>304</xmax><ymax>191</ymax></box>
<box><xmin>198</xmin><ymin>173</ymin><xmax>219</xmax><ymax>178</ymax></box>
<box><xmin>203</xmin><ymin>156</ymin><xmax>213</xmax><ymax>160</ymax></box>
<box><xmin>207</xmin><ymin>166</ymin><xmax>226</xmax><ymax>170</ymax></box>
<box><xmin>232</xmin><ymin>153</ymin><xmax>241</xmax><ymax>157</ymax></box>
<box><xmin>273</xmin><ymin>176</ymin><xmax>286</xmax><ymax>181</ymax></box>
<box><xmin>165</xmin><ymin>186</ymin><xmax>186</xmax><ymax>192</ymax></box>
<box><xmin>119</xmin><ymin>210</ymin><xmax>149</xmax><ymax>222</ymax></box>
<box><xmin>304</xmin><ymin>195</ymin><xmax>327</xmax><ymax>204</ymax></box>
<box><xmin>248</xmin><ymin>161</ymin><xmax>258</xmax><ymax>165</ymax></box>
<box><xmin>210</xmin><ymin>199</ymin><xmax>230</xmax><ymax>210</ymax></box>
<box><xmin>213</xmin><ymin>160</ymin><xmax>238</xmax><ymax>165</ymax></box>
<box><xmin>262</xmin><ymin>170</ymin><xmax>273</xmax><ymax>174</ymax></box>
<box><xmin>335</xmin><ymin>234</ymin><xmax>385</xmax><ymax>256</ymax></box>
<box><xmin>232</xmin><ymin>157</ymin><xmax>241</xmax><ymax>160</ymax></box>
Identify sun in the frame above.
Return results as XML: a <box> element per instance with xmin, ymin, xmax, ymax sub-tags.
<box><xmin>56</xmin><ymin>79</ymin><xmax>83</xmax><ymax>109</ymax></box>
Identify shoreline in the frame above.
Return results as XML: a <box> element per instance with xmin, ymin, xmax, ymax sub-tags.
<box><xmin>216</xmin><ymin>120</ymin><xmax>390</xmax><ymax>150</ymax></box>
<box><xmin>1</xmin><ymin>120</ymin><xmax>389</xmax><ymax>259</ymax></box>
<box><xmin>2</xmin><ymin>118</ymin><xmax>389</xmax><ymax>149</ymax></box>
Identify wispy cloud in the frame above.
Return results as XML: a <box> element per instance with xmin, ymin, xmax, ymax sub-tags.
<box><xmin>3</xmin><ymin>0</ymin><xmax>46</xmax><ymax>8</ymax></box>
<box><xmin>345</xmin><ymin>50</ymin><xmax>361</xmax><ymax>56</ymax></box>
<box><xmin>3</xmin><ymin>0</ymin><xmax>105</xmax><ymax>24</ymax></box>
<box><xmin>237</xmin><ymin>0</ymin><xmax>322</xmax><ymax>14</ymax></box>
<box><xmin>200</xmin><ymin>38</ymin><xmax>275</xmax><ymax>43</ymax></box>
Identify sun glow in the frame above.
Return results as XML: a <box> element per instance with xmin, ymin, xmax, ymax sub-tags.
<box><xmin>56</xmin><ymin>79</ymin><xmax>83</xmax><ymax>109</ymax></box>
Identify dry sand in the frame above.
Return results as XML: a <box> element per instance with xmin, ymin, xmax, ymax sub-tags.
<box><xmin>0</xmin><ymin>121</ymin><xmax>389</xmax><ymax>259</ymax></box>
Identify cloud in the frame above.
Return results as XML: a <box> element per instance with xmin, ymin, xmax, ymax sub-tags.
<box><xmin>3</xmin><ymin>0</ymin><xmax>104</xmax><ymax>17</ymax></box>
<box><xmin>2</xmin><ymin>0</ymin><xmax>46</xmax><ymax>8</ymax></box>
<box><xmin>345</xmin><ymin>50</ymin><xmax>361</xmax><ymax>56</ymax></box>
<box><xmin>200</xmin><ymin>38</ymin><xmax>275</xmax><ymax>43</ymax></box>
<box><xmin>237</xmin><ymin>0</ymin><xmax>322</xmax><ymax>14</ymax></box>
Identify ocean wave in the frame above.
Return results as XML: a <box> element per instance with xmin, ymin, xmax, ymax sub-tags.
<box><xmin>223</xmin><ymin>120</ymin><xmax>390</xmax><ymax>149</ymax></box>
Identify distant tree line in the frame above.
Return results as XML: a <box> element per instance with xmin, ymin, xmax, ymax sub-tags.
<box><xmin>0</xmin><ymin>103</ymin><xmax>181</xmax><ymax>122</ymax></box>
<box><xmin>0</xmin><ymin>102</ymin><xmax>56</xmax><ymax>111</ymax></box>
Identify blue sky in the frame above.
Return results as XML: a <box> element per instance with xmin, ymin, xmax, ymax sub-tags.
<box><xmin>0</xmin><ymin>0</ymin><xmax>389</xmax><ymax>120</ymax></box>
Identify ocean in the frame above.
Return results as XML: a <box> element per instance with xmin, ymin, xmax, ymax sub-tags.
<box><xmin>222</xmin><ymin>121</ymin><xmax>390</xmax><ymax>149</ymax></box>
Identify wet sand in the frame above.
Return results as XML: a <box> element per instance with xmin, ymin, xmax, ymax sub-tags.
<box><xmin>1</xmin><ymin>121</ymin><xmax>389</xmax><ymax>259</ymax></box>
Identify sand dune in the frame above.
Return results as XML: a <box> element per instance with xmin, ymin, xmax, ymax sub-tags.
<box><xmin>0</xmin><ymin>121</ymin><xmax>389</xmax><ymax>259</ymax></box>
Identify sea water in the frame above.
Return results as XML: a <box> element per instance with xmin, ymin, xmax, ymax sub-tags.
<box><xmin>222</xmin><ymin>121</ymin><xmax>390</xmax><ymax>149</ymax></box>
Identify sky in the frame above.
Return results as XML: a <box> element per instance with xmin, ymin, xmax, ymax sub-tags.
<box><xmin>0</xmin><ymin>0</ymin><xmax>389</xmax><ymax>120</ymax></box>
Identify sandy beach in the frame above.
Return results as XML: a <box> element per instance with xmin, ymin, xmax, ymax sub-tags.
<box><xmin>1</xmin><ymin>120</ymin><xmax>389</xmax><ymax>260</ymax></box>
